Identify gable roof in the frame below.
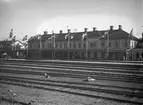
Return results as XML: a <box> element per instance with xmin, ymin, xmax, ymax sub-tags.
<box><xmin>28</xmin><ymin>29</ymin><xmax>138</xmax><ymax>42</ymax></box>
<box><xmin>100</xmin><ymin>29</ymin><xmax>138</xmax><ymax>40</ymax></box>
<box><xmin>54</xmin><ymin>31</ymin><xmax>103</xmax><ymax>41</ymax></box>
<box><xmin>28</xmin><ymin>35</ymin><xmax>40</xmax><ymax>42</ymax></box>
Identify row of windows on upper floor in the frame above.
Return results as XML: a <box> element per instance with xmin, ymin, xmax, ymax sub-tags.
<box><xmin>29</xmin><ymin>41</ymin><xmax>130</xmax><ymax>49</ymax></box>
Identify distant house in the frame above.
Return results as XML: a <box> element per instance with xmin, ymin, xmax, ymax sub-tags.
<box><xmin>12</xmin><ymin>40</ymin><xmax>26</xmax><ymax>50</ymax></box>
<box><xmin>12</xmin><ymin>40</ymin><xmax>27</xmax><ymax>58</ymax></box>
<box><xmin>129</xmin><ymin>34</ymin><xmax>143</xmax><ymax>61</ymax></box>
<box><xmin>28</xmin><ymin>25</ymin><xmax>139</xmax><ymax>60</ymax></box>
<box><xmin>0</xmin><ymin>40</ymin><xmax>27</xmax><ymax>58</ymax></box>
<box><xmin>0</xmin><ymin>40</ymin><xmax>12</xmax><ymax>57</ymax></box>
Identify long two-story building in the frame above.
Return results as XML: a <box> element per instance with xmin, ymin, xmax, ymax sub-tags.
<box><xmin>28</xmin><ymin>25</ymin><xmax>138</xmax><ymax>60</ymax></box>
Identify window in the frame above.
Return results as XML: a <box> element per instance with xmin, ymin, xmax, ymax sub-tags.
<box><xmin>49</xmin><ymin>44</ymin><xmax>52</xmax><ymax>48</ymax></box>
<box><xmin>88</xmin><ymin>52</ymin><xmax>91</xmax><ymax>57</ymax></box>
<box><xmin>109</xmin><ymin>42</ymin><xmax>111</xmax><ymax>47</ymax></box>
<box><xmin>75</xmin><ymin>52</ymin><xmax>78</xmax><ymax>57</ymax></box>
<box><xmin>38</xmin><ymin>44</ymin><xmax>40</xmax><ymax>48</ymax></box>
<box><xmin>69</xmin><ymin>43</ymin><xmax>72</xmax><ymax>48</ymax></box>
<box><xmin>124</xmin><ymin>41</ymin><xmax>128</xmax><ymax>47</ymax></box>
<box><xmin>136</xmin><ymin>52</ymin><xmax>139</xmax><ymax>58</ymax></box>
<box><xmin>115</xmin><ymin>42</ymin><xmax>118</xmax><ymax>48</ymax></box>
<box><xmin>34</xmin><ymin>44</ymin><xmax>36</xmax><ymax>48</ymax></box>
<box><xmin>46</xmin><ymin>44</ymin><xmax>48</xmax><ymax>48</ymax></box>
<box><xmin>42</xmin><ymin>44</ymin><xmax>45</xmax><ymax>48</ymax></box>
<box><xmin>90</xmin><ymin>43</ymin><xmax>93</xmax><ymax>48</ymax></box>
<box><xmin>109</xmin><ymin>52</ymin><xmax>113</xmax><ymax>58</ymax></box>
<box><xmin>94</xmin><ymin>52</ymin><xmax>97</xmax><ymax>58</ymax></box>
<box><xmin>101</xmin><ymin>42</ymin><xmax>105</xmax><ymax>47</ymax></box>
<box><xmin>101</xmin><ymin>52</ymin><xmax>105</xmax><ymax>58</ymax></box>
<box><xmin>30</xmin><ymin>44</ymin><xmax>32</xmax><ymax>48</ymax></box>
<box><xmin>73</xmin><ymin>43</ymin><xmax>76</xmax><ymax>48</ymax></box>
<box><xmin>55</xmin><ymin>43</ymin><xmax>58</xmax><ymax>48</ymax></box>
<box><xmin>81</xmin><ymin>52</ymin><xmax>84</xmax><ymax>57</ymax></box>
<box><xmin>60</xmin><ymin>43</ymin><xmax>62</xmax><ymax>48</ymax></box>
<box><xmin>93</xmin><ymin>42</ymin><xmax>96</xmax><ymax>47</ymax></box>
<box><xmin>46</xmin><ymin>44</ymin><xmax>49</xmax><ymax>48</ymax></box>
<box><xmin>132</xmin><ymin>41</ymin><xmax>134</xmax><ymax>47</ymax></box>
<box><xmin>83</xmin><ymin>43</ymin><xmax>86</xmax><ymax>48</ymax></box>
<box><xmin>64</xmin><ymin>43</ymin><xmax>67</xmax><ymax>48</ymax></box>
<box><xmin>78</xmin><ymin>43</ymin><xmax>81</xmax><ymax>48</ymax></box>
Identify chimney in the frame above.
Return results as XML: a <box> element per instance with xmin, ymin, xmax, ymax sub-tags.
<box><xmin>44</xmin><ymin>31</ymin><xmax>48</xmax><ymax>35</ymax></box>
<box><xmin>110</xmin><ymin>26</ymin><xmax>114</xmax><ymax>31</ymax></box>
<box><xmin>93</xmin><ymin>27</ymin><xmax>96</xmax><ymax>32</ymax></box>
<box><xmin>118</xmin><ymin>25</ymin><xmax>122</xmax><ymax>30</ymax></box>
<box><xmin>67</xmin><ymin>29</ymin><xmax>71</xmax><ymax>34</ymax></box>
<box><xmin>84</xmin><ymin>28</ymin><xmax>88</xmax><ymax>32</ymax></box>
<box><xmin>60</xmin><ymin>30</ymin><xmax>62</xmax><ymax>34</ymax></box>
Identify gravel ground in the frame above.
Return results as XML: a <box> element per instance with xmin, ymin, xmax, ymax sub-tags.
<box><xmin>0</xmin><ymin>83</ymin><xmax>137</xmax><ymax>105</ymax></box>
<box><xmin>0</xmin><ymin>101</ymin><xmax>22</xmax><ymax>105</ymax></box>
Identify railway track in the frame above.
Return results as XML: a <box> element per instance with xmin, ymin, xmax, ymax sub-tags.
<box><xmin>1</xmin><ymin>68</ymin><xmax>143</xmax><ymax>83</ymax></box>
<box><xmin>0</xmin><ymin>74</ymin><xmax>143</xmax><ymax>105</ymax></box>
<box><xmin>3</xmin><ymin>62</ymin><xmax>143</xmax><ymax>73</ymax></box>
<box><xmin>4</xmin><ymin>59</ymin><xmax>143</xmax><ymax>69</ymax></box>
<box><xmin>1</xmin><ymin>60</ymin><xmax>143</xmax><ymax>82</ymax></box>
<box><xmin>0</xmin><ymin>59</ymin><xmax>143</xmax><ymax>104</ymax></box>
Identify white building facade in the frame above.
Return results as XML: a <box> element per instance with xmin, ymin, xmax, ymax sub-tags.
<box><xmin>28</xmin><ymin>25</ymin><xmax>138</xmax><ymax>60</ymax></box>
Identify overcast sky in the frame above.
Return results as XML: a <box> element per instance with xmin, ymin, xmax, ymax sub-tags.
<box><xmin>0</xmin><ymin>0</ymin><xmax>142</xmax><ymax>41</ymax></box>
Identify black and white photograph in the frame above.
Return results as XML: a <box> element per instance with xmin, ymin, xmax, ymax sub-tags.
<box><xmin>0</xmin><ymin>0</ymin><xmax>143</xmax><ymax>105</ymax></box>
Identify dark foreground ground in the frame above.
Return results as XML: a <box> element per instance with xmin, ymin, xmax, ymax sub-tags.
<box><xmin>0</xmin><ymin>78</ymin><xmax>137</xmax><ymax>105</ymax></box>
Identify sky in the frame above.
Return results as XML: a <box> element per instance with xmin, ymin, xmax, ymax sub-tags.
<box><xmin>0</xmin><ymin>0</ymin><xmax>142</xmax><ymax>41</ymax></box>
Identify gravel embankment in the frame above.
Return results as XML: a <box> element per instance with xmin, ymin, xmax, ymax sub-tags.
<box><xmin>0</xmin><ymin>83</ymin><xmax>137</xmax><ymax>105</ymax></box>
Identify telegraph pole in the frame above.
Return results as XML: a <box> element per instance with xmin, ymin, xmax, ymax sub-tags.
<box><xmin>67</xmin><ymin>29</ymin><xmax>70</xmax><ymax>61</ymax></box>
<box><xmin>86</xmin><ymin>34</ymin><xmax>88</xmax><ymax>60</ymax></box>
<box><xmin>107</xmin><ymin>31</ymin><xmax>109</xmax><ymax>59</ymax></box>
<box><xmin>27</xmin><ymin>40</ymin><xmax>28</xmax><ymax>58</ymax></box>
<box><xmin>38</xmin><ymin>35</ymin><xmax>42</xmax><ymax>59</ymax></box>
<box><xmin>106</xmin><ymin>30</ymin><xmax>109</xmax><ymax>59</ymax></box>
<box><xmin>84</xmin><ymin>28</ymin><xmax>88</xmax><ymax>60</ymax></box>
<box><xmin>52</xmin><ymin>31</ymin><xmax>55</xmax><ymax>60</ymax></box>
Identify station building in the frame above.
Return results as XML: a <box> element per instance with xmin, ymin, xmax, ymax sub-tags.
<box><xmin>28</xmin><ymin>25</ymin><xmax>139</xmax><ymax>60</ymax></box>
